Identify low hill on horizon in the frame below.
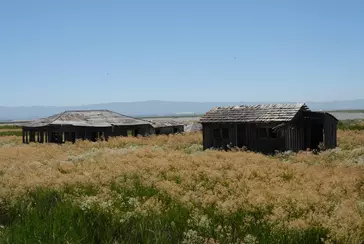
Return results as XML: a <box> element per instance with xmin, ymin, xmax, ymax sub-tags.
<box><xmin>1</xmin><ymin>99</ymin><xmax>364</xmax><ymax>121</ymax></box>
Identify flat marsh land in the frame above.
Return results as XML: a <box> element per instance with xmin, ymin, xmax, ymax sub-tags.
<box><xmin>1</xmin><ymin>130</ymin><xmax>364</xmax><ymax>243</ymax></box>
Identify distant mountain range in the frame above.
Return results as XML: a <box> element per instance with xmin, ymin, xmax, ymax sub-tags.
<box><xmin>1</xmin><ymin>99</ymin><xmax>364</xmax><ymax>121</ymax></box>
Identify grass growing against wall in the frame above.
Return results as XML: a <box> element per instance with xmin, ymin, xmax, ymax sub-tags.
<box><xmin>1</xmin><ymin>131</ymin><xmax>364</xmax><ymax>243</ymax></box>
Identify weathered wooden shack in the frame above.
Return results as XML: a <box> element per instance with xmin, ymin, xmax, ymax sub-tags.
<box><xmin>148</xmin><ymin>120</ymin><xmax>184</xmax><ymax>135</ymax></box>
<box><xmin>22</xmin><ymin>110</ymin><xmax>183</xmax><ymax>143</ymax></box>
<box><xmin>200</xmin><ymin>103</ymin><xmax>338</xmax><ymax>153</ymax></box>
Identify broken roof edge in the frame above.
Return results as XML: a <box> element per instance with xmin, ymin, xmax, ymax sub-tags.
<box><xmin>210</xmin><ymin>103</ymin><xmax>308</xmax><ymax>111</ymax></box>
<box><xmin>146</xmin><ymin>119</ymin><xmax>185</xmax><ymax>128</ymax></box>
<box><xmin>306</xmin><ymin>111</ymin><xmax>339</xmax><ymax>122</ymax></box>
<box><xmin>151</xmin><ymin>123</ymin><xmax>185</xmax><ymax>129</ymax></box>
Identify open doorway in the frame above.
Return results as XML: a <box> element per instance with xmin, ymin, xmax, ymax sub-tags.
<box><xmin>311</xmin><ymin>121</ymin><xmax>323</xmax><ymax>149</ymax></box>
<box><xmin>91</xmin><ymin>132</ymin><xmax>97</xmax><ymax>141</ymax></box>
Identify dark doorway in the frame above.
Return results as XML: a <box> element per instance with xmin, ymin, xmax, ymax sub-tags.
<box><xmin>51</xmin><ymin>132</ymin><xmax>62</xmax><ymax>143</ymax></box>
<box><xmin>311</xmin><ymin>121</ymin><xmax>323</xmax><ymax>149</ymax></box>
<box><xmin>71</xmin><ymin>132</ymin><xmax>76</xmax><ymax>143</ymax></box>
<box><xmin>173</xmin><ymin>128</ymin><xmax>178</xmax><ymax>133</ymax></box>
<box><xmin>64</xmin><ymin>132</ymin><xmax>69</xmax><ymax>142</ymax></box>
<box><xmin>237</xmin><ymin>124</ymin><xmax>246</xmax><ymax>147</ymax></box>
<box><xmin>91</xmin><ymin>132</ymin><xmax>97</xmax><ymax>141</ymax></box>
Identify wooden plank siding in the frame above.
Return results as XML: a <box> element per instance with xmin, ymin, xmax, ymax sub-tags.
<box><xmin>203</xmin><ymin>123</ymin><xmax>286</xmax><ymax>153</ymax></box>
<box><xmin>201</xmin><ymin>105</ymin><xmax>338</xmax><ymax>154</ymax></box>
<box><xmin>323</xmin><ymin>114</ymin><xmax>337</xmax><ymax>149</ymax></box>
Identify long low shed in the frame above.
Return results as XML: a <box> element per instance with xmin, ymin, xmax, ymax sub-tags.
<box><xmin>22</xmin><ymin>110</ymin><xmax>184</xmax><ymax>143</ymax></box>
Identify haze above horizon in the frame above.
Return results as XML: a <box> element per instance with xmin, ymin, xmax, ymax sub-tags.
<box><xmin>1</xmin><ymin>0</ymin><xmax>363</xmax><ymax>106</ymax></box>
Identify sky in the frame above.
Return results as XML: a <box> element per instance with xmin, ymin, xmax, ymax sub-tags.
<box><xmin>0</xmin><ymin>0</ymin><xmax>363</xmax><ymax>106</ymax></box>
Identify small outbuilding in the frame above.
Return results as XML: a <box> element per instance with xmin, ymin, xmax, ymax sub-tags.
<box><xmin>200</xmin><ymin>103</ymin><xmax>338</xmax><ymax>153</ymax></box>
<box><xmin>148</xmin><ymin>120</ymin><xmax>184</xmax><ymax>135</ymax></box>
<box><xmin>22</xmin><ymin>110</ymin><xmax>183</xmax><ymax>143</ymax></box>
<box><xmin>184</xmin><ymin>122</ymin><xmax>202</xmax><ymax>133</ymax></box>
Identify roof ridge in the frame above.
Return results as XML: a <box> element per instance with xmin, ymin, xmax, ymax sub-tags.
<box><xmin>201</xmin><ymin>103</ymin><xmax>308</xmax><ymax>123</ymax></box>
<box><xmin>212</xmin><ymin>103</ymin><xmax>306</xmax><ymax>110</ymax></box>
<box><xmin>63</xmin><ymin>109</ymin><xmax>109</xmax><ymax>113</ymax></box>
<box><xmin>106</xmin><ymin>110</ymin><xmax>153</xmax><ymax>124</ymax></box>
<box><xmin>48</xmin><ymin>111</ymin><xmax>67</xmax><ymax>124</ymax></box>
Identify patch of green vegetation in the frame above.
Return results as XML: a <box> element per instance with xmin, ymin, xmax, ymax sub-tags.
<box><xmin>0</xmin><ymin>185</ymin><xmax>331</xmax><ymax>244</ymax></box>
<box><xmin>327</xmin><ymin>110</ymin><xmax>364</xmax><ymax>113</ymax></box>
<box><xmin>0</xmin><ymin>131</ymin><xmax>22</xmax><ymax>137</ymax></box>
<box><xmin>338</xmin><ymin>120</ymin><xmax>364</xmax><ymax>130</ymax></box>
<box><xmin>0</xmin><ymin>125</ymin><xmax>21</xmax><ymax>130</ymax></box>
<box><xmin>63</xmin><ymin>184</ymin><xmax>100</xmax><ymax>196</ymax></box>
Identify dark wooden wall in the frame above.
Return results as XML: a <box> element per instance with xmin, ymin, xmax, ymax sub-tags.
<box><xmin>155</xmin><ymin>125</ymin><xmax>184</xmax><ymax>135</ymax></box>
<box><xmin>284</xmin><ymin>125</ymin><xmax>305</xmax><ymax>152</ymax></box>
<box><xmin>202</xmin><ymin>113</ymin><xmax>337</xmax><ymax>153</ymax></box>
<box><xmin>23</xmin><ymin>124</ymin><xmax>154</xmax><ymax>143</ymax></box>
<box><xmin>202</xmin><ymin>123</ymin><xmax>237</xmax><ymax>150</ymax></box>
<box><xmin>323</xmin><ymin>113</ymin><xmax>337</xmax><ymax>149</ymax></box>
<box><xmin>22</xmin><ymin>124</ymin><xmax>185</xmax><ymax>144</ymax></box>
<box><xmin>202</xmin><ymin>123</ymin><xmax>286</xmax><ymax>153</ymax></box>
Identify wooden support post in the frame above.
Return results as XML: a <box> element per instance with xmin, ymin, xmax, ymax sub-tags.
<box><xmin>22</xmin><ymin>130</ymin><xmax>25</xmax><ymax>143</ymax></box>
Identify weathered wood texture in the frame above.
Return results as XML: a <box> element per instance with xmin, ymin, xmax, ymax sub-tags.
<box><xmin>22</xmin><ymin>110</ymin><xmax>184</xmax><ymax>144</ymax></box>
<box><xmin>201</xmin><ymin>104</ymin><xmax>338</xmax><ymax>153</ymax></box>
<box><xmin>155</xmin><ymin>125</ymin><xmax>184</xmax><ymax>135</ymax></box>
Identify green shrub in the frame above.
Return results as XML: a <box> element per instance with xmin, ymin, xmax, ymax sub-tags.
<box><xmin>338</xmin><ymin>120</ymin><xmax>364</xmax><ymax>130</ymax></box>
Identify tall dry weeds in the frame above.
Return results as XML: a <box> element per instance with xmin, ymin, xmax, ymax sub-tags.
<box><xmin>1</xmin><ymin>131</ymin><xmax>364</xmax><ymax>242</ymax></box>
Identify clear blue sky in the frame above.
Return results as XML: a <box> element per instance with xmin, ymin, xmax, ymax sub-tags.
<box><xmin>0</xmin><ymin>0</ymin><xmax>363</xmax><ymax>106</ymax></box>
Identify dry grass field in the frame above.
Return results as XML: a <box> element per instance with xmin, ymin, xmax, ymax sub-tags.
<box><xmin>1</xmin><ymin>130</ymin><xmax>364</xmax><ymax>243</ymax></box>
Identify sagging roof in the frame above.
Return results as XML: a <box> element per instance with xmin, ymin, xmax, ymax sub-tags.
<box><xmin>200</xmin><ymin>103</ymin><xmax>309</xmax><ymax>123</ymax></box>
<box><xmin>147</xmin><ymin>120</ymin><xmax>184</xmax><ymax>128</ymax></box>
<box><xmin>184</xmin><ymin>122</ymin><xmax>202</xmax><ymax>132</ymax></box>
<box><xmin>23</xmin><ymin>110</ymin><xmax>152</xmax><ymax>128</ymax></box>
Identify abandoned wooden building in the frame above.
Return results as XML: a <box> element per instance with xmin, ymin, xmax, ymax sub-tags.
<box><xmin>147</xmin><ymin>120</ymin><xmax>184</xmax><ymax>135</ymax></box>
<box><xmin>200</xmin><ymin>103</ymin><xmax>338</xmax><ymax>153</ymax></box>
<box><xmin>22</xmin><ymin>110</ymin><xmax>183</xmax><ymax>143</ymax></box>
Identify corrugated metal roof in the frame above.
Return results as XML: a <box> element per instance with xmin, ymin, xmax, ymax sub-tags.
<box><xmin>200</xmin><ymin>103</ymin><xmax>308</xmax><ymax>123</ymax></box>
<box><xmin>23</xmin><ymin>110</ymin><xmax>152</xmax><ymax>128</ymax></box>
